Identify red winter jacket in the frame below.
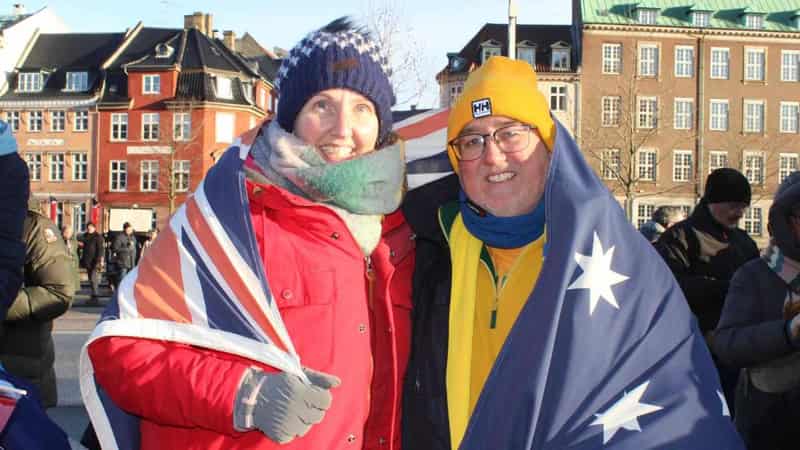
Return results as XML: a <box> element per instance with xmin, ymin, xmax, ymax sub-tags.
<box><xmin>88</xmin><ymin>180</ymin><xmax>415</xmax><ymax>449</ymax></box>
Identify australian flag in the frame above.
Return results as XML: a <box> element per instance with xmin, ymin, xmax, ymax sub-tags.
<box><xmin>459</xmin><ymin>121</ymin><xmax>744</xmax><ymax>449</ymax></box>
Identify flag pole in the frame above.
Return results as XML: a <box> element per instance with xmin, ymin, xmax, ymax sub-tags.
<box><xmin>508</xmin><ymin>0</ymin><xmax>518</xmax><ymax>60</ymax></box>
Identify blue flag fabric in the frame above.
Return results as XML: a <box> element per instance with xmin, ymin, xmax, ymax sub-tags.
<box><xmin>459</xmin><ymin>121</ymin><xmax>744</xmax><ymax>449</ymax></box>
<box><xmin>0</xmin><ymin>369</ymin><xmax>70</xmax><ymax>450</ymax></box>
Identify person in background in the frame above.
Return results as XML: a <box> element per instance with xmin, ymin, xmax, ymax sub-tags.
<box><xmin>138</xmin><ymin>228</ymin><xmax>158</xmax><ymax>262</ymax></box>
<box><xmin>110</xmin><ymin>222</ymin><xmax>136</xmax><ymax>288</ymax></box>
<box><xmin>656</xmin><ymin>167</ymin><xmax>759</xmax><ymax>412</ymax></box>
<box><xmin>79</xmin><ymin>223</ymin><xmax>104</xmax><ymax>306</ymax></box>
<box><xmin>61</xmin><ymin>226</ymin><xmax>81</xmax><ymax>296</ymax></box>
<box><xmin>640</xmin><ymin>205</ymin><xmax>686</xmax><ymax>243</ymax></box>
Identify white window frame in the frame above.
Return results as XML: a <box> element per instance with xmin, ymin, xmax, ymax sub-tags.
<box><xmin>549</xmin><ymin>85</ymin><xmax>567</xmax><ymax>111</ymax></box>
<box><xmin>49</xmin><ymin>152</ymin><xmax>65</xmax><ymax>182</ymax></box>
<box><xmin>602</xmin><ymin>96</ymin><xmax>621</xmax><ymax>127</ymax></box>
<box><xmin>636</xmin><ymin>203</ymin><xmax>656</xmax><ymax>229</ymax></box>
<box><xmin>710</xmin><ymin>47</ymin><xmax>730</xmax><ymax>80</ymax></box>
<box><xmin>637</xmin><ymin>96</ymin><xmax>658</xmax><ymax>129</ymax></box>
<box><xmin>637</xmin><ymin>148</ymin><xmax>657</xmax><ymax>181</ymax></box>
<box><xmin>28</xmin><ymin>111</ymin><xmax>42</xmax><ymax>132</ymax></box>
<box><xmin>72</xmin><ymin>152</ymin><xmax>88</xmax><ymax>181</ymax></box>
<box><xmin>140</xmin><ymin>160</ymin><xmax>159</xmax><ymax>192</ymax></box>
<box><xmin>745</xmin><ymin>14</ymin><xmax>764</xmax><ymax>30</ymax></box>
<box><xmin>601</xmin><ymin>149</ymin><xmax>621</xmax><ymax>180</ymax></box>
<box><xmin>54</xmin><ymin>202</ymin><xmax>64</xmax><ymax>230</ymax></box>
<box><xmin>215</xmin><ymin>112</ymin><xmax>235</xmax><ymax>143</ymax></box>
<box><xmin>602</xmin><ymin>43</ymin><xmax>622</xmax><ymax>74</ymax></box>
<box><xmin>25</xmin><ymin>153</ymin><xmax>41</xmax><ymax>181</ymax></box>
<box><xmin>173</xmin><ymin>160</ymin><xmax>190</xmax><ymax>192</ymax></box>
<box><xmin>743</xmin><ymin>206</ymin><xmax>763</xmax><ymax>236</ymax></box>
<box><xmin>142</xmin><ymin>74</ymin><xmax>161</xmax><ymax>95</ymax></box>
<box><xmin>17</xmin><ymin>72</ymin><xmax>42</xmax><ymax>92</ymax></box>
<box><xmin>709</xmin><ymin>151</ymin><xmax>728</xmax><ymax>173</ymax></box>
<box><xmin>215</xmin><ymin>76</ymin><xmax>233</xmax><ymax>99</ymax></box>
<box><xmin>74</xmin><ymin>110</ymin><xmax>89</xmax><ymax>132</ymax></box>
<box><xmin>637</xmin><ymin>8</ymin><xmax>658</xmax><ymax>25</ymax></box>
<box><xmin>674</xmin><ymin>46</ymin><xmax>694</xmax><ymax>78</ymax></box>
<box><xmin>518</xmin><ymin>46</ymin><xmax>536</xmax><ymax>67</ymax></box>
<box><xmin>782</xmin><ymin>50</ymin><xmax>800</xmax><ymax>82</ymax></box>
<box><xmin>745</xmin><ymin>47</ymin><xmax>766</xmax><ymax>82</ymax></box>
<box><xmin>481</xmin><ymin>45</ymin><xmax>501</xmax><ymax>64</ymax></box>
<box><xmin>673</xmin><ymin>98</ymin><xmax>694</xmax><ymax>130</ymax></box>
<box><xmin>73</xmin><ymin>202</ymin><xmax>87</xmax><ymax>233</ymax></box>
<box><xmin>743</xmin><ymin>151</ymin><xmax>765</xmax><ymax>184</ymax></box>
<box><xmin>50</xmin><ymin>110</ymin><xmax>65</xmax><ymax>132</ymax></box>
<box><xmin>110</xmin><ymin>113</ymin><xmax>128</xmax><ymax>141</ymax></box>
<box><xmin>781</xmin><ymin>101</ymin><xmax>800</xmax><ymax>133</ymax></box>
<box><xmin>638</xmin><ymin>43</ymin><xmax>659</xmax><ymax>77</ymax></box>
<box><xmin>5</xmin><ymin>111</ymin><xmax>20</xmax><ymax>132</ymax></box>
<box><xmin>65</xmin><ymin>71</ymin><xmax>88</xmax><ymax>92</ymax></box>
<box><xmin>709</xmin><ymin>99</ymin><xmax>729</xmax><ymax>131</ymax></box>
<box><xmin>141</xmin><ymin>113</ymin><xmax>160</xmax><ymax>141</ymax></box>
<box><xmin>692</xmin><ymin>11</ymin><xmax>710</xmax><ymax>27</ymax></box>
<box><xmin>551</xmin><ymin>49</ymin><xmax>570</xmax><ymax>71</ymax></box>
<box><xmin>743</xmin><ymin>100</ymin><xmax>765</xmax><ymax>133</ymax></box>
<box><xmin>673</xmin><ymin>150</ymin><xmax>693</xmax><ymax>182</ymax></box>
<box><xmin>109</xmin><ymin>160</ymin><xmax>127</xmax><ymax>192</ymax></box>
<box><xmin>173</xmin><ymin>112</ymin><xmax>191</xmax><ymax>141</ymax></box>
<box><xmin>779</xmin><ymin>153</ymin><xmax>799</xmax><ymax>184</ymax></box>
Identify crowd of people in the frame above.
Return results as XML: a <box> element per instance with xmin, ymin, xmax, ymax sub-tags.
<box><xmin>0</xmin><ymin>15</ymin><xmax>798</xmax><ymax>450</ymax></box>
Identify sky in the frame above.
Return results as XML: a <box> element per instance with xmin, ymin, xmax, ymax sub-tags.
<box><xmin>16</xmin><ymin>0</ymin><xmax>572</xmax><ymax>109</ymax></box>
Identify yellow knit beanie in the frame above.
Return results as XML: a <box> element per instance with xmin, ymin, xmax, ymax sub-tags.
<box><xmin>447</xmin><ymin>56</ymin><xmax>555</xmax><ymax>172</ymax></box>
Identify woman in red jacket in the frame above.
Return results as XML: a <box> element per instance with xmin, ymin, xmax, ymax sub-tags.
<box><xmin>83</xmin><ymin>17</ymin><xmax>414</xmax><ymax>450</ymax></box>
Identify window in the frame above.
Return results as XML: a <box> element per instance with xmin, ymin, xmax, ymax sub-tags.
<box><xmin>782</xmin><ymin>51</ymin><xmax>800</xmax><ymax>82</ymax></box>
<box><xmin>710</xmin><ymin>48</ymin><xmax>730</xmax><ymax>79</ymax></box>
<box><xmin>259</xmin><ymin>89</ymin><xmax>266</xmax><ymax>108</ymax></box>
<box><xmin>637</xmin><ymin>203</ymin><xmax>655</xmax><ymax>228</ymax></box>
<box><xmin>692</xmin><ymin>11</ymin><xmax>710</xmax><ymax>27</ymax></box>
<box><xmin>744</xmin><ymin>14</ymin><xmax>763</xmax><ymax>30</ymax></box>
<box><xmin>25</xmin><ymin>153</ymin><xmax>41</xmax><ymax>181</ymax></box>
<box><xmin>65</xmin><ymin>72</ymin><xmax>88</xmax><ymax>91</ymax></box>
<box><xmin>72</xmin><ymin>152</ymin><xmax>88</xmax><ymax>181</ymax></box>
<box><xmin>28</xmin><ymin>111</ymin><xmax>42</xmax><ymax>132</ymax></box>
<box><xmin>50</xmin><ymin>110</ymin><xmax>65</xmax><ymax>132</ymax></box>
<box><xmin>49</xmin><ymin>153</ymin><xmax>65</xmax><ymax>181</ymax></box>
<box><xmin>601</xmin><ymin>149</ymin><xmax>620</xmax><ymax>180</ymax></box>
<box><xmin>110</xmin><ymin>161</ymin><xmax>127</xmax><ymax>192</ymax></box>
<box><xmin>111</xmin><ymin>113</ymin><xmax>128</xmax><ymax>141</ymax></box>
<box><xmin>449</xmin><ymin>84</ymin><xmax>463</xmax><ymax>106</ymax></box>
<box><xmin>215</xmin><ymin>76</ymin><xmax>233</xmax><ymax>99</ymax></box>
<box><xmin>141</xmin><ymin>160</ymin><xmax>159</xmax><ymax>192</ymax></box>
<box><xmin>674</xmin><ymin>98</ymin><xmax>693</xmax><ymax>130</ymax></box>
<box><xmin>551</xmin><ymin>49</ymin><xmax>570</xmax><ymax>71</ymax></box>
<box><xmin>637</xmin><ymin>9</ymin><xmax>658</xmax><ymax>24</ymax></box>
<box><xmin>5</xmin><ymin>111</ymin><xmax>19</xmax><ymax>132</ymax></box>
<box><xmin>709</xmin><ymin>99</ymin><xmax>729</xmax><ymax>131</ymax></box>
<box><xmin>143</xmin><ymin>74</ymin><xmax>160</xmax><ymax>94</ymax></box>
<box><xmin>17</xmin><ymin>72</ymin><xmax>42</xmax><ymax>92</ymax></box>
<box><xmin>673</xmin><ymin>150</ymin><xmax>693</xmax><ymax>182</ymax></box>
<box><xmin>602</xmin><ymin>43</ymin><xmax>622</xmax><ymax>74</ymax></box>
<box><xmin>216</xmin><ymin>112</ymin><xmax>235</xmax><ymax>143</ymax></box>
<box><xmin>173</xmin><ymin>160</ymin><xmax>190</xmax><ymax>192</ymax></box>
<box><xmin>638</xmin><ymin>44</ymin><xmax>659</xmax><ymax>77</ymax></box>
<box><xmin>173</xmin><ymin>113</ymin><xmax>191</xmax><ymax>141</ymax></box>
<box><xmin>72</xmin><ymin>203</ymin><xmax>87</xmax><ymax>233</ymax></box>
<box><xmin>745</xmin><ymin>48</ymin><xmax>766</xmax><ymax>81</ymax></box>
<box><xmin>549</xmin><ymin>85</ymin><xmax>567</xmax><ymax>111</ymax></box>
<box><xmin>602</xmin><ymin>96</ymin><xmax>621</xmax><ymax>127</ymax></box>
<box><xmin>781</xmin><ymin>102</ymin><xmax>800</xmax><ymax>133</ymax></box>
<box><xmin>709</xmin><ymin>151</ymin><xmax>728</xmax><ymax>173</ymax></box>
<box><xmin>481</xmin><ymin>45</ymin><xmax>501</xmax><ymax>64</ymax></box>
<box><xmin>674</xmin><ymin>46</ymin><xmax>694</xmax><ymax>78</ymax></box>
<box><xmin>518</xmin><ymin>46</ymin><xmax>535</xmax><ymax>67</ymax></box>
<box><xmin>74</xmin><ymin>110</ymin><xmax>89</xmax><ymax>131</ymax></box>
<box><xmin>780</xmin><ymin>153</ymin><xmax>799</xmax><ymax>184</ymax></box>
<box><xmin>142</xmin><ymin>113</ymin><xmax>159</xmax><ymax>141</ymax></box>
<box><xmin>638</xmin><ymin>148</ymin><xmax>657</xmax><ymax>181</ymax></box>
<box><xmin>637</xmin><ymin>96</ymin><xmax>658</xmax><ymax>129</ymax></box>
<box><xmin>743</xmin><ymin>151</ymin><xmax>765</xmax><ymax>184</ymax></box>
<box><xmin>744</xmin><ymin>100</ymin><xmax>765</xmax><ymax>133</ymax></box>
<box><xmin>743</xmin><ymin>207</ymin><xmax>762</xmax><ymax>236</ymax></box>
<box><xmin>54</xmin><ymin>202</ymin><xmax>64</xmax><ymax>230</ymax></box>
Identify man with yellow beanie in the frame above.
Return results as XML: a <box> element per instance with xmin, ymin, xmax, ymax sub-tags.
<box><xmin>401</xmin><ymin>57</ymin><xmax>743</xmax><ymax>450</ymax></box>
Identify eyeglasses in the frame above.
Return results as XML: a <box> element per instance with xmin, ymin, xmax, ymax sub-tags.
<box><xmin>448</xmin><ymin>124</ymin><xmax>534</xmax><ymax>161</ymax></box>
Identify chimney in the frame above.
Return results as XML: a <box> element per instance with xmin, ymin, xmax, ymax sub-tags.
<box><xmin>184</xmin><ymin>12</ymin><xmax>205</xmax><ymax>34</ymax></box>
<box><xmin>12</xmin><ymin>4</ymin><xmax>26</xmax><ymax>16</ymax></box>
<box><xmin>204</xmin><ymin>13</ymin><xmax>213</xmax><ymax>37</ymax></box>
<box><xmin>223</xmin><ymin>31</ymin><xmax>236</xmax><ymax>51</ymax></box>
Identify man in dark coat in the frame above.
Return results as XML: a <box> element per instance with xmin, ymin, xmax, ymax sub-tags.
<box><xmin>0</xmin><ymin>120</ymin><xmax>28</xmax><ymax>319</ymax></box>
<box><xmin>0</xmin><ymin>197</ymin><xmax>75</xmax><ymax>408</ymax></box>
<box><xmin>713</xmin><ymin>171</ymin><xmax>800</xmax><ymax>449</ymax></box>
<box><xmin>80</xmin><ymin>222</ymin><xmax>105</xmax><ymax>305</ymax></box>
<box><xmin>656</xmin><ymin>167</ymin><xmax>760</xmax><ymax>410</ymax></box>
<box><xmin>110</xmin><ymin>222</ymin><xmax>137</xmax><ymax>289</ymax></box>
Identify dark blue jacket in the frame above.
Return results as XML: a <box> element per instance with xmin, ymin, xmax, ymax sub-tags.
<box><xmin>0</xmin><ymin>153</ymin><xmax>29</xmax><ymax>314</ymax></box>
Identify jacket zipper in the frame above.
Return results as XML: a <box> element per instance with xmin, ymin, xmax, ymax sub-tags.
<box><xmin>365</xmin><ymin>255</ymin><xmax>375</xmax><ymax>309</ymax></box>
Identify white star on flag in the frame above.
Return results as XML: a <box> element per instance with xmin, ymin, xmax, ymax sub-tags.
<box><xmin>717</xmin><ymin>390</ymin><xmax>730</xmax><ymax>417</ymax></box>
<box><xmin>567</xmin><ymin>232</ymin><xmax>629</xmax><ymax>315</ymax></box>
<box><xmin>590</xmin><ymin>380</ymin><xmax>664</xmax><ymax>445</ymax></box>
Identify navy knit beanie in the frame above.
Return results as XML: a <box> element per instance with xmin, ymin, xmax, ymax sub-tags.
<box><xmin>275</xmin><ymin>17</ymin><xmax>395</xmax><ymax>145</ymax></box>
<box><xmin>704</xmin><ymin>168</ymin><xmax>751</xmax><ymax>205</ymax></box>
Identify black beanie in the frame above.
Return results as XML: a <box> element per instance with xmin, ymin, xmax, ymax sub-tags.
<box><xmin>703</xmin><ymin>168</ymin><xmax>751</xmax><ymax>204</ymax></box>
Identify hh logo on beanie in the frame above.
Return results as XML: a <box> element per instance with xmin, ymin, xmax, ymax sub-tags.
<box><xmin>472</xmin><ymin>98</ymin><xmax>492</xmax><ymax>118</ymax></box>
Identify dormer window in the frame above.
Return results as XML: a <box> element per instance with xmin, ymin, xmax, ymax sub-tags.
<box><xmin>242</xmin><ymin>80</ymin><xmax>254</xmax><ymax>104</ymax></box>
<box><xmin>795</xmin><ymin>15</ymin><xmax>800</xmax><ymax>29</ymax></box>
<box><xmin>550</xmin><ymin>43</ymin><xmax>571</xmax><ymax>71</ymax></box>
<box><xmin>142</xmin><ymin>74</ymin><xmax>160</xmax><ymax>94</ymax></box>
<box><xmin>480</xmin><ymin>40</ymin><xmax>501</xmax><ymax>64</ymax></box>
<box><xmin>744</xmin><ymin>14</ymin><xmax>764</xmax><ymax>29</ymax></box>
<box><xmin>215</xmin><ymin>76</ymin><xmax>233</xmax><ymax>99</ymax></box>
<box><xmin>637</xmin><ymin>8</ymin><xmax>658</xmax><ymax>25</ymax></box>
<box><xmin>65</xmin><ymin>72</ymin><xmax>88</xmax><ymax>92</ymax></box>
<box><xmin>17</xmin><ymin>72</ymin><xmax>42</xmax><ymax>92</ymax></box>
<box><xmin>517</xmin><ymin>41</ymin><xmax>536</xmax><ymax>67</ymax></box>
<box><xmin>155</xmin><ymin>43</ymin><xmax>174</xmax><ymax>59</ymax></box>
<box><xmin>692</xmin><ymin>11</ymin><xmax>710</xmax><ymax>27</ymax></box>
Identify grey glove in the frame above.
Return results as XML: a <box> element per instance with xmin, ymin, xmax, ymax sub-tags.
<box><xmin>234</xmin><ymin>367</ymin><xmax>340</xmax><ymax>444</ymax></box>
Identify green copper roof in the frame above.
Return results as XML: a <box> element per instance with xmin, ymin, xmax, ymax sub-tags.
<box><xmin>581</xmin><ymin>0</ymin><xmax>800</xmax><ymax>32</ymax></box>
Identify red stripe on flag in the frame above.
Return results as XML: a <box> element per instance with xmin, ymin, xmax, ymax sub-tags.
<box><xmin>185</xmin><ymin>198</ymin><xmax>289</xmax><ymax>352</ymax></box>
<box><xmin>0</xmin><ymin>396</ymin><xmax>16</xmax><ymax>432</ymax></box>
<box><xmin>134</xmin><ymin>227</ymin><xmax>192</xmax><ymax>322</ymax></box>
<box><xmin>395</xmin><ymin>109</ymin><xmax>450</xmax><ymax>140</ymax></box>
